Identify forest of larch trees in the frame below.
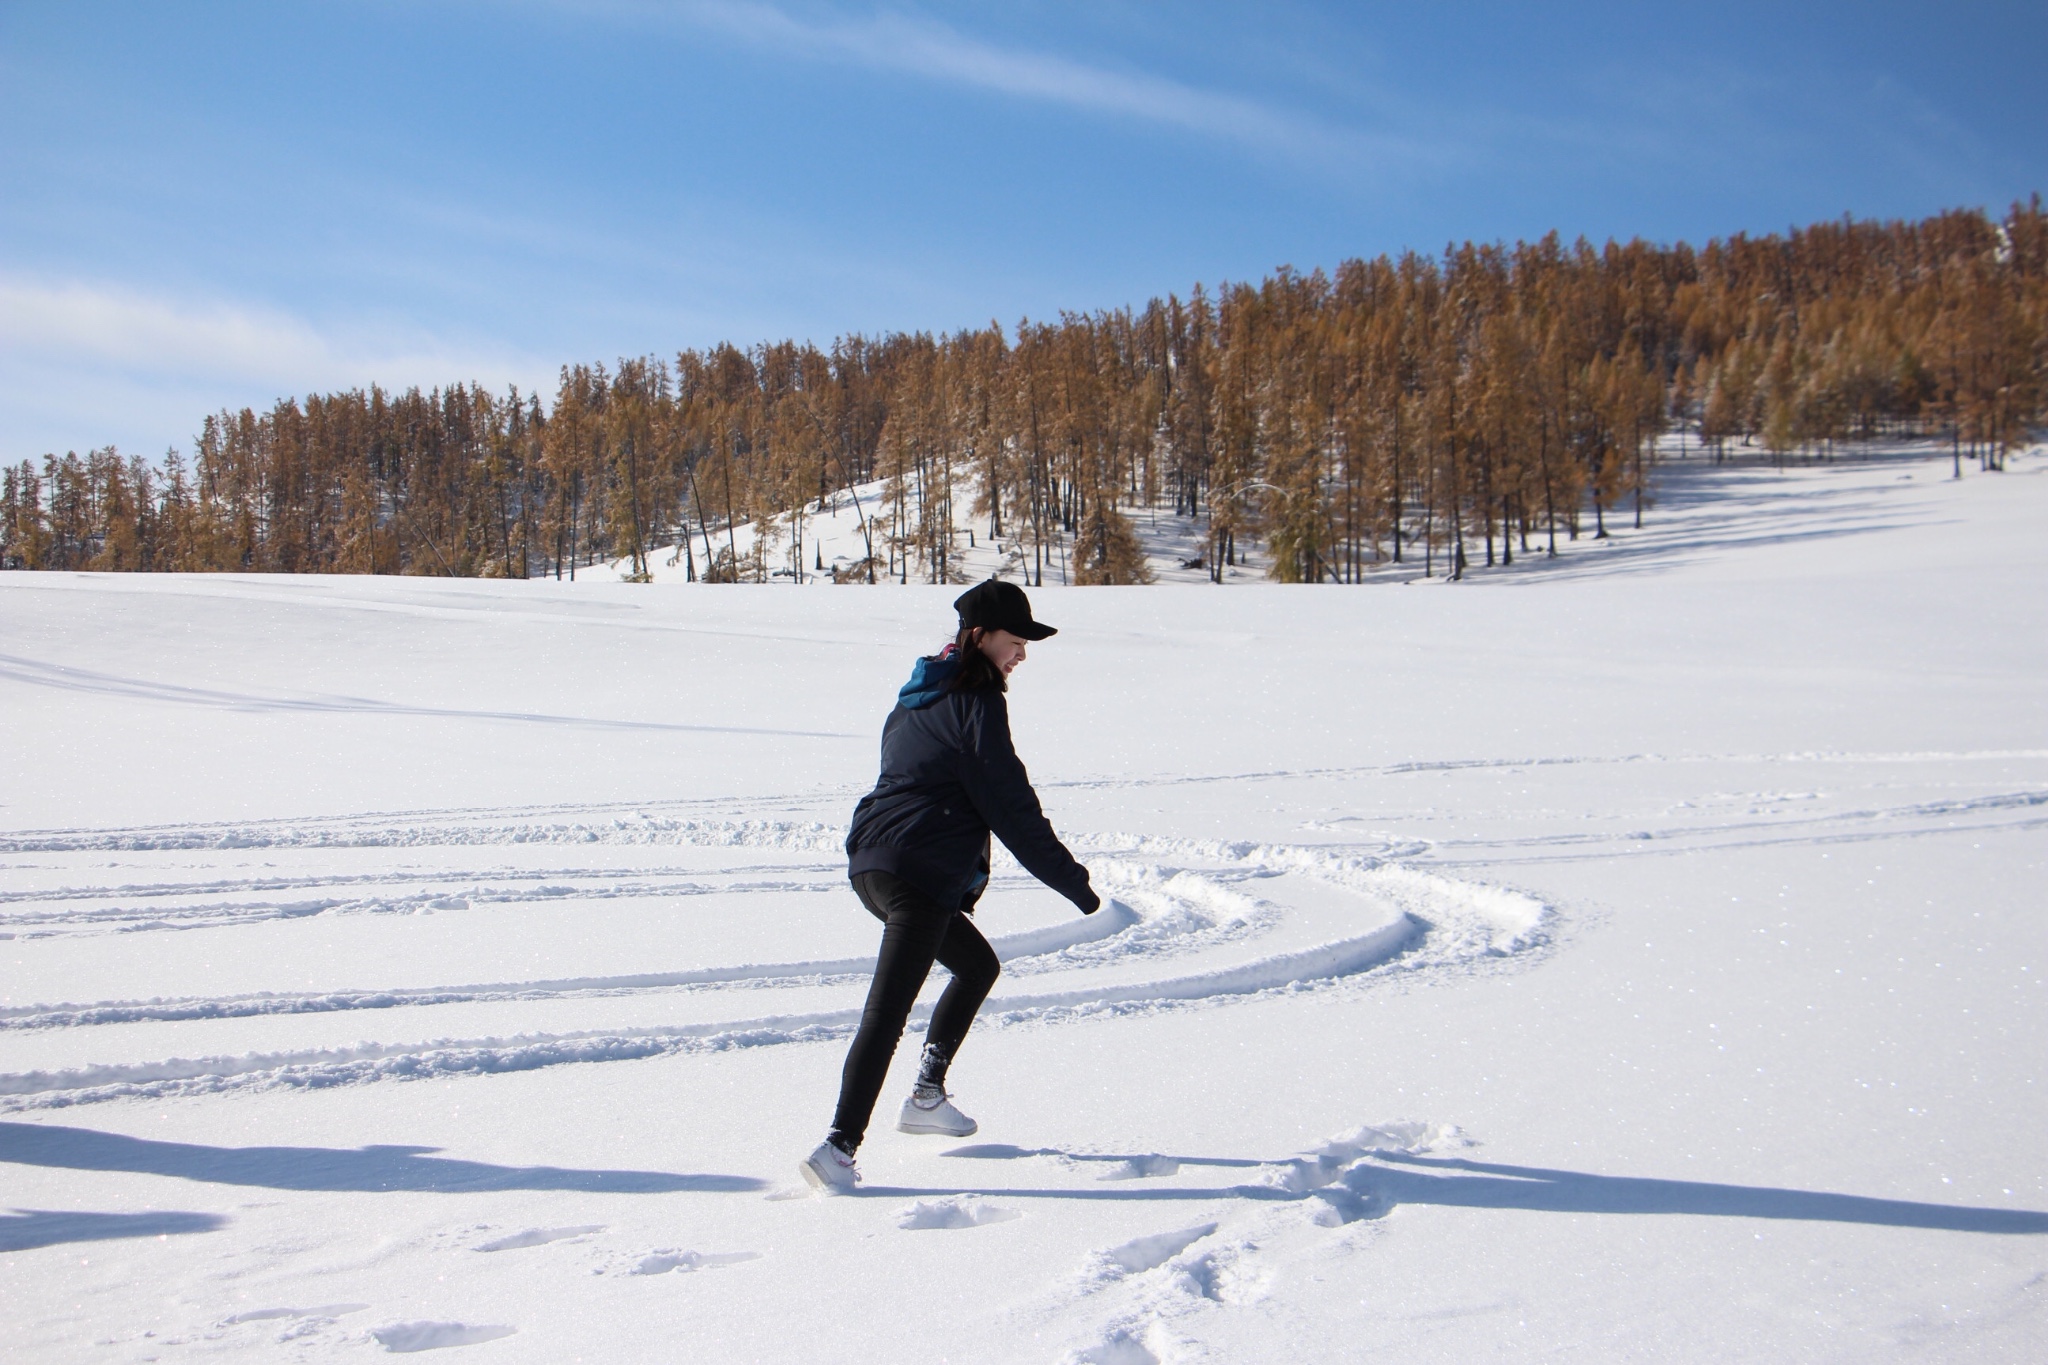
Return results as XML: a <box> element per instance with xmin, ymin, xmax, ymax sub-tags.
<box><xmin>4</xmin><ymin>201</ymin><xmax>2043</xmax><ymax>585</ymax></box>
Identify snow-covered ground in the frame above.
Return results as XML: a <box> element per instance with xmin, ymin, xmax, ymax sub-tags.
<box><xmin>583</xmin><ymin>466</ymin><xmax>1249</xmax><ymax>585</ymax></box>
<box><xmin>3</xmin><ymin>446</ymin><xmax>2045</xmax><ymax>1362</ymax></box>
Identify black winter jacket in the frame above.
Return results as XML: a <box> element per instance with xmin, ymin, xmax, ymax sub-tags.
<box><xmin>846</xmin><ymin>651</ymin><xmax>1097</xmax><ymax>915</ymax></box>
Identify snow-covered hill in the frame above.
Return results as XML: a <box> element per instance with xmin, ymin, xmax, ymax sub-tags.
<box><xmin>581</xmin><ymin>466</ymin><xmax>1242</xmax><ymax>586</ymax></box>
<box><xmin>583</xmin><ymin>435</ymin><xmax>1993</xmax><ymax>590</ymax></box>
<box><xmin>2</xmin><ymin>445</ymin><xmax>2045</xmax><ymax>1362</ymax></box>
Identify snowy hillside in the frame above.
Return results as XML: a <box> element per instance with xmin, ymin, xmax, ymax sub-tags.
<box><xmin>582</xmin><ymin>435</ymin><xmax>1986</xmax><ymax>589</ymax></box>
<box><xmin>3</xmin><ymin>446</ymin><xmax>2045</xmax><ymax>1363</ymax></box>
<box><xmin>581</xmin><ymin>466</ymin><xmax>1239</xmax><ymax>586</ymax></box>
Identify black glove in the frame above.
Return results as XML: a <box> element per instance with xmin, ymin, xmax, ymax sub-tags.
<box><xmin>1076</xmin><ymin>887</ymin><xmax>1100</xmax><ymax>915</ymax></box>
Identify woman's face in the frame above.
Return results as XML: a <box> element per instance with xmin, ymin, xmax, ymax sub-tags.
<box><xmin>976</xmin><ymin>628</ymin><xmax>1030</xmax><ymax>677</ymax></box>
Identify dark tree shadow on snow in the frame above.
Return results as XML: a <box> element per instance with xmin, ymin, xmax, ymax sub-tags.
<box><xmin>0</xmin><ymin>1123</ymin><xmax>765</xmax><ymax>1194</ymax></box>
<box><xmin>0</xmin><ymin>1207</ymin><xmax>227</xmax><ymax>1251</ymax></box>
<box><xmin>919</xmin><ymin>1145</ymin><xmax>2048</xmax><ymax>1235</ymax></box>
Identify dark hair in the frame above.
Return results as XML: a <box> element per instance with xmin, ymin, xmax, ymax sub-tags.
<box><xmin>944</xmin><ymin>627</ymin><xmax>1008</xmax><ymax>693</ymax></box>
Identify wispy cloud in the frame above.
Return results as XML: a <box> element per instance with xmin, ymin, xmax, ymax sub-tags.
<box><xmin>3</xmin><ymin>276</ymin><xmax>332</xmax><ymax>384</ymax></box>
<box><xmin>591</xmin><ymin>0</ymin><xmax>1408</xmax><ymax>168</ymax></box>
<box><xmin>0</xmin><ymin>275</ymin><xmax>554</xmax><ymax>460</ymax></box>
<box><xmin>0</xmin><ymin>275</ymin><xmax>544</xmax><ymax>392</ymax></box>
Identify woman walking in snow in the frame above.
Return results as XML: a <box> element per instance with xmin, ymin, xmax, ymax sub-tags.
<box><xmin>801</xmin><ymin>580</ymin><xmax>1099</xmax><ymax>1191</ymax></box>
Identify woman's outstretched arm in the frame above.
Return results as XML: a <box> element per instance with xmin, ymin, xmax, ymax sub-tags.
<box><xmin>956</xmin><ymin>693</ymin><xmax>1097</xmax><ymax>913</ymax></box>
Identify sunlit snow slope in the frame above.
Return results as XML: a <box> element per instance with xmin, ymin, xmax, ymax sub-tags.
<box><xmin>2</xmin><ymin>446</ymin><xmax>2045</xmax><ymax>1364</ymax></box>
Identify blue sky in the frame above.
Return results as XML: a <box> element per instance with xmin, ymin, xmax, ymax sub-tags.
<box><xmin>3</xmin><ymin>0</ymin><xmax>2043</xmax><ymax>464</ymax></box>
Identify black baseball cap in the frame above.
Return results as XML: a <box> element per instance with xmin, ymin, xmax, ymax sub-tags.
<box><xmin>953</xmin><ymin>579</ymin><xmax>1056</xmax><ymax>640</ymax></box>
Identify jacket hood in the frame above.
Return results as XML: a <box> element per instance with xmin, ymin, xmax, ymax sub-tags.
<box><xmin>896</xmin><ymin>648</ymin><xmax>962</xmax><ymax>710</ymax></box>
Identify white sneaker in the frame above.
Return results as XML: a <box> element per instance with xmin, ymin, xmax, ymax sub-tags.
<box><xmin>898</xmin><ymin>1089</ymin><xmax>978</xmax><ymax>1137</ymax></box>
<box><xmin>800</xmin><ymin>1138</ymin><xmax>859</xmax><ymax>1192</ymax></box>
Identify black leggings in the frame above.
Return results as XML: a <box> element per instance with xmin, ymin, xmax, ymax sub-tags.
<box><xmin>829</xmin><ymin>870</ymin><xmax>1000</xmax><ymax>1152</ymax></box>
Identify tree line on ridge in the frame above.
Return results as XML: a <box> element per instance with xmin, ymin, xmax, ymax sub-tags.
<box><xmin>3</xmin><ymin>200</ymin><xmax>2042</xmax><ymax>583</ymax></box>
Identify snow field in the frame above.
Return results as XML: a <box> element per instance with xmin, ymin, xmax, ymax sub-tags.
<box><xmin>0</xmin><ymin>808</ymin><xmax>1540</xmax><ymax>1103</ymax></box>
<box><xmin>1</xmin><ymin>444</ymin><xmax>2045</xmax><ymax>1361</ymax></box>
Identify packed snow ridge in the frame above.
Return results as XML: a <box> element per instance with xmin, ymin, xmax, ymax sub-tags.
<box><xmin>0</xmin><ymin>815</ymin><xmax>1545</xmax><ymax>1108</ymax></box>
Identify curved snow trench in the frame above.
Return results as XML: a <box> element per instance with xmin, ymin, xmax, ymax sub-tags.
<box><xmin>0</xmin><ymin>817</ymin><xmax>1546</xmax><ymax>1108</ymax></box>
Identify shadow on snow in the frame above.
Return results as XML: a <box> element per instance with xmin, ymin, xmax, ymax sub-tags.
<box><xmin>0</xmin><ymin>1207</ymin><xmax>227</xmax><ymax>1252</ymax></box>
<box><xmin>0</xmin><ymin>1122</ymin><xmax>766</xmax><ymax>1195</ymax></box>
<box><xmin>919</xmin><ymin>1145</ymin><xmax>2048</xmax><ymax>1235</ymax></box>
<box><xmin>11</xmin><ymin>1125</ymin><xmax>2036</xmax><ymax>1237</ymax></box>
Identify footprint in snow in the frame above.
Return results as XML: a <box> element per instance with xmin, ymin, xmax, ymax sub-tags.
<box><xmin>1061</xmin><ymin>1321</ymin><xmax>1179</xmax><ymax>1365</ymax></box>
<box><xmin>222</xmin><ymin>1304</ymin><xmax>368</xmax><ymax>1326</ymax></box>
<box><xmin>1089</xmin><ymin>1223</ymin><xmax>1217</xmax><ymax>1278</ymax></box>
<box><xmin>223</xmin><ymin>1303</ymin><xmax>369</xmax><ymax>1340</ymax></box>
<box><xmin>1305</xmin><ymin>1180</ymin><xmax>1383</xmax><ymax>1226</ymax></box>
<box><xmin>1095</xmin><ymin>1154</ymin><xmax>1181</xmax><ymax>1180</ymax></box>
<box><xmin>472</xmin><ymin>1225</ymin><xmax>605</xmax><ymax>1252</ymax></box>
<box><xmin>896</xmin><ymin>1196</ymin><xmax>1022</xmax><ymax>1230</ymax></box>
<box><xmin>370</xmin><ymin>1322</ymin><xmax>516</xmax><ymax>1352</ymax></box>
<box><xmin>1169</xmin><ymin>1244</ymin><xmax>1272</xmax><ymax>1306</ymax></box>
<box><xmin>615</xmin><ymin>1249</ymin><xmax>761</xmax><ymax>1276</ymax></box>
